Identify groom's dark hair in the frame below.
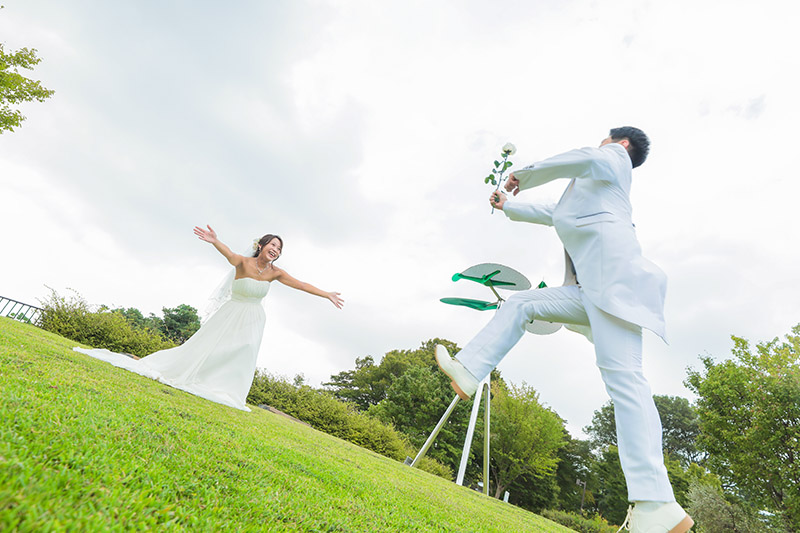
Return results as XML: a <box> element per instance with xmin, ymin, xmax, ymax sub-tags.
<box><xmin>610</xmin><ymin>126</ymin><xmax>650</xmax><ymax>168</ymax></box>
<box><xmin>253</xmin><ymin>234</ymin><xmax>283</xmax><ymax>258</ymax></box>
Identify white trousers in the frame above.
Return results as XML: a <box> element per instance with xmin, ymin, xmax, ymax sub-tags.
<box><xmin>456</xmin><ymin>285</ymin><xmax>675</xmax><ymax>502</ymax></box>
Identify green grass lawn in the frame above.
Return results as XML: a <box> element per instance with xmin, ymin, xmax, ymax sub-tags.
<box><xmin>0</xmin><ymin>318</ymin><xmax>572</xmax><ymax>532</ymax></box>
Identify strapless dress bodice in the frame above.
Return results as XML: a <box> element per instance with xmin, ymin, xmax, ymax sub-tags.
<box><xmin>231</xmin><ymin>277</ymin><xmax>271</xmax><ymax>302</ymax></box>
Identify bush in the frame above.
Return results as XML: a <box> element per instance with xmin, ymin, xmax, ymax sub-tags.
<box><xmin>540</xmin><ymin>509</ymin><xmax>618</xmax><ymax>533</ymax></box>
<box><xmin>247</xmin><ymin>371</ymin><xmax>451</xmax><ymax>479</ymax></box>
<box><xmin>38</xmin><ymin>288</ymin><xmax>175</xmax><ymax>357</ymax></box>
<box><xmin>687</xmin><ymin>482</ymin><xmax>784</xmax><ymax>532</ymax></box>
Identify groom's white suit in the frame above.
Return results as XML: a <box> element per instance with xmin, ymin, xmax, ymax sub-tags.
<box><xmin>454</xmin><ymin>141</ymin><xmax>676</xmax><ymax>502</ymax></box>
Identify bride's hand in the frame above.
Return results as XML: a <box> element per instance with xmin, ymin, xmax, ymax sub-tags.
<box><xmin>327</xmin><ymin>292</ymin><xmax>344</xmax><ymax>309</ymax></box>
<box><xmin>194</xmin><ymin>225</ymin><xmax>218</xmax><ymax>243</ymax></box>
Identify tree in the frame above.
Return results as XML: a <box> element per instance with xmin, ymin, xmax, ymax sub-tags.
<box><xmin>553</xmin><ymin>434</ymin><xmax>599</xmax><ymax>514</ymax></box>
<box><xmin>324</xmin><ymin>355</ymin><xmax>394</xmax><ymax>410</ymax></box>
<box><xmin>159</xmin><ymin>304</ymin><xmax>201</xmax><ymax>344</ymax></box>
<box><xmin>489</xmin><ymin>381</ymin><xmax>565</xmax><ymax>499</ymax></box>
<box><xmin>594</xmin><ymin>445</ymin><xmax>629</xmax><ymax>526</ymax></box>
<box><xmin>687</xmin><ymin>482</ymin><xmax>777</xmax><ymax>533</ymax></box>
<box><xmin>0</xmin><ymin>28</ymin><xmax>54</xmax><ymax>133</ymax></box>
<box><xmin>657</xmin><ymin>395</ymin><xmax>705</xmax><ymax>465</ymax></box>
<box><xmin>506</xmin><ymin>469</ymin><xmax>560</xmax><ymax>513</ymax></box>
<box><xmin>685</xmin><ymin>324</ymin><xmax>800</xmax><ymax>530</ymax></box>
<box><xmin>324</xmin><ymin>338</ymin><xmax>460</xmax><ymax>410</ymax></box>
<box><xmin>113</xmin><ymin>307</ymin><xmax>160</xmax><ymax>332</ymax></box>
<box><xmin>584</xmin><ymin>395</ymin><xmax>703</xmax><ymax>466</ymax></box>
<box><xmin>112</xmin><ymin>304</ymin><xmax>200</xmax><ymax>345</ymax></box>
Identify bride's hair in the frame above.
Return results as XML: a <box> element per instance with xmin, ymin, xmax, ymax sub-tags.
<box><xmin>253</xmin><ymin>234</ymin><xmax>283</xmax><ymax>259</ymax></box>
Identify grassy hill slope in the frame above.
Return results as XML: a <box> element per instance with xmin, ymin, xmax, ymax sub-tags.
<box><xmin>0</xmin><ymin>318</ymin><xmax>571</xmax><ymax>532</ymax></box>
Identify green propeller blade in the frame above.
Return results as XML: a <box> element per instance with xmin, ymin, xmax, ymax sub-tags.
<box><xmin>451</xmin><ymin>270</ymin><xmax>517</xmax><ymax>287</ymax></box>
<box><xmin>440</xmin><ymin>298</ymin><xmax>499</xmax><ymax>311</ymax></box>
<box><xmin>451</xmin><ymin>263</ymin><xmax>532</xmax><ymax>291</ymax></box>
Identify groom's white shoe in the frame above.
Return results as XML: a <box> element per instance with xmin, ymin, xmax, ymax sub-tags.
<box><xmin>617</xmin><ymin>501</ymin><xmax>693</xmax><ymax>533</ymax></box>
<box><xmin>434</xmin><ymin>344</ymin><xmax>479</xmax><ymax>400</ymax></box>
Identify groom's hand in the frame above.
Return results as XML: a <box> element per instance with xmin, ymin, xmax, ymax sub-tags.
<box><xmin>505</xmin><ymin>173</ymin><xmax>520</xmax><ymax>196</ymax></box>
<box><xmin>489</xmin><ymin>191</ymin><xmax>507</xmax><ymax>211</ymax></box>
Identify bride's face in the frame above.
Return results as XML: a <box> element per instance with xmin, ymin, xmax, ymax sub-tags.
<box><xmin>260</xmin><ymin>238</ymin><xmax>282</xmax><ymax>262</ymax></box>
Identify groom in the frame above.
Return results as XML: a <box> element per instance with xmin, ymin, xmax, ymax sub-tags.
<box><xmin>435</xmin><ymin>127</ymin><xmax>693</xmax><ymax>533</ymax></box>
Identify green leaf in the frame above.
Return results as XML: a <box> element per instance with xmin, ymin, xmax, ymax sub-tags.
<box><xmin>491</xmin><ymin>179</ymin><xmax>497</xmax><ymax>185</ymax></box>
<box><xmin>484</xmin><ymin>176</ymin><xmax>492</xmax><ymax>184</ymax></box>
<box><xmin>503</xmin><ymin>161</ymin><xmax>512</xmax><ymax>171</ymax></box>
<box><xmin>494</xmin><ymin>160</ymin><xmax>500</xmax><ymax>168</ymax></box>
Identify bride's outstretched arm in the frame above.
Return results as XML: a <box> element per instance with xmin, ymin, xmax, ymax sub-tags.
<box><xmin>274</xmin><ymin>269</ymin><xmax>344</xmax><ymax>309</ymax></box>
<box><xmin>193</xmin><ymin>225</ymin><xmax>244</xmax><ymax>267</ymax></box>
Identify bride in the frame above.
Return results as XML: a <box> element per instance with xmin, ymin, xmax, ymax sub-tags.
<box><xmin>74</xmin><ymin>225</ymin><xmax>344</xmax><ymax>411</ymax></box>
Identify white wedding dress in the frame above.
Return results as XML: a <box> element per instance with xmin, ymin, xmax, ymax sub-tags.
<box><xmin>74</xmin><ymin>277</ymin><xmax>270</xmax><ymax>411</ymax></box>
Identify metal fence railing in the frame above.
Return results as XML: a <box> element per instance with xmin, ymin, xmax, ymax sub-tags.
<box><xmin>0</xmin><ymin>296</ymin><xmax>43</xmax><ymax>326</ymax></box>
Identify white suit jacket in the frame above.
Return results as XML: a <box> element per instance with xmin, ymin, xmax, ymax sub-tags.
<box><xmin>502</xmin><ymin>143</ymin><xmax>667</xmax><ymax>341</ymax></box>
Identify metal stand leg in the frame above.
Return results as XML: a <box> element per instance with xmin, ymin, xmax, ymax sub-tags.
<box><xmin>411</xmin><ymin>376</ymin><xmax>492</xmax><ymax>496</ymax></box>
<box><xmin>483</xmin><ymin>381</ymin><xmax>491</xmax><ymax>496</ymax></box>
<box><xmin>456</xmin><ymin>376</ymin><xmax>489</xmax><ymax>485</ymax></box>
<box><xmin>409</xmin><ymin>395</ymin><xmax>460</xmax><ymax>467</ymax></box>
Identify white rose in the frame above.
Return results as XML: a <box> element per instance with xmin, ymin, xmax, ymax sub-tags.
<box><xmin>502</xmin><ymin>142</ymin><xmax>516</xmax><ymax>156</ymax></box>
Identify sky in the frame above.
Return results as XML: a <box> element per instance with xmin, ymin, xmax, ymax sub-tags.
<box><xmin>2</xmin><ymin>0</ymin><xmax>799</xmax><ymax>440</ymax></box>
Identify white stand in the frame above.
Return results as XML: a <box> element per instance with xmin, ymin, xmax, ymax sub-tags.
<box><xmin>414</xmin><ymin>264</ymin><xmax>541</xmax><ymax>496</ymax></box>
<box><xmin>409</xmin><ymin>376</ymin><xmax>492</xmax><ymax>496</ymax></box>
